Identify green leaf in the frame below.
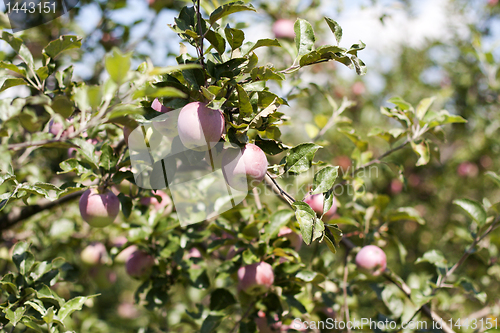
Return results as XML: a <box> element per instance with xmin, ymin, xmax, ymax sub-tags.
<box><xmin>148</xmin><ymin>63</ymin><xmax>202</xmax><ymax>76</ymax></box>
<box><xmin>105</xmin><ymin>48</ymin><xmax>132</xmax><ymax>84</ymax></box>
<box><xmin>387</xmin><ymin>207</ymin><xmax>425</xmax><ymax>225</ymax></box>
<box><xmin>312</xmin><ymin>166</ymin><xmax>339</xmax><ymax>194</ymax></box>
<box><xmin>415</xmin><ymin>249</ymin><xmax>448</xmax><ymax>268</ymax></box>
<box><xmin>410</xmin><ymin>289</ymin><xmax>434</xmax><ymax>309</ymax></box>
<box><xmin>58</xmin><ymin>296</ymin><xmax>93</xmax><ymax>321</ymax></box>
<box><xmin>0</xmin><ymin>173</ymin><xmax>16</xmax><ymax>186</ymax></box>
<box><xmin>201</xmin><ymin>315</ymin><xmax>223</xmax><ymax>333</ymax></box>
<box><xmin>264</xmin><ymin>209</ymin><xmax>295</xmax><ymax>241</ymax></box>
<box><xmin>209</xmin><ymin>288</ymin><xmax>236</xmax><ymax>311</ymax></box>
<box><xmin>0</xmin><ymin>60</ymin><xmax>27</xmax><ymax>77</ymax></box>
<box><xmin>224</xmin><ymin>25</ymin><xmax>245</xmax><ymax>50</ymax></box>
<box><xmin>205</xmin><ymin>30</ymin><xmax>226</xmax><ymax>55</ymax></box>
<box><xmin>0</xmin><ymin>78</ymin><xmax>27</xmax><ymax>92</ymax></box>
<box><xmin>411</xmin><ymin>140</ymin><xmax>430</xmax><ymax>166</ymax></box>
<box><xmin>242</xmin><ymin>38</ymin><xmax>281</xmax><ymax>56</ymax></box>
<box><xmin>118</xmin><ymin>193</ymin><xmax>133</xmax><ymax>219</ymax></box>
<box><xmin>209</xmin><ymin>1</ymin><xmax>256</xmax><ymax>25</ymax></box>
<box><xmin>51</xmin><ymin>95</ymin><xmax>74</xmax><ymax>118</ymax></box>
<box><xmin>324</xmin><ymin>17</ymin><xmax>342</xmax><ymax>44</ymax></box>
<box><xmin>294</xmin><ymin>19</ymin><xmax>316</xmax><ymax>58</ymax></box>
<box><xmin>236</xmin><ymin>84</ymin><xmax>252</xmax><ymax>116</ymax></box>
<box><xmin>324</xmin><ymin>224</ymin><xmax>342</xmax><ymax>254</ymax></box>
<box><xmin>12</xmin><ymin>242</ymin><xmax>35</xmax><ymax>275</ymax></box>
<box><xmin>453</xmin><ymin>198</ymin><xmax>487</xmax><ymax>227</ymax></box>
<box><xmin>485</xmin><ymin>171</ymin><xmax>500</xmax><ymax>188</ymax></box>
<box><xmin>99</xmin><ymin>144</ymin><xmax>117</xmax><ymax>170</ymax></box>
<box><xmin>42</xmin><ymin>306</ymin><xmax>55</xmax><ymax>324</ymax></box>
<box><xmin>5</xmin><ymin>306</ymin><xmax>25</xmax><ymax>326</ymax></box>
<box><xmin>43</xmin><ymin>35</ymin><xmax>82</xmax><ymax>61</ymax></box>
<box><xmin>388</xmin><ymin>97</ymin><xmax>412</xmax><ymax>111</ymax></box>
<box><xmin>415</xmin><ymin>96</ymin><xmax>436</xmax><ymax>120</ymax></box>
<box><xmin>423</xmin><ymin>110</ymin><xmax>467</xmax><ymax>129</ymax></box>
<box><xmin>71</xmin><ymin>138</ymin><xmax>98</xmax><ymax>168</ymax></box>
<box><xmin>293</xmin><ymin>201</ymin><xmax>324</xmax><ymax>245</ymax></box>
<box><xmin>349</xmin><ymin>55</ymin><xmax>367</xmax><ymax>75</ymax></box>
<box><xmin>285</xmin><ymin>143</ymin><xmax>322</xmax><ymax>174</ymax></box>
<box><xmin>1</xmin><ymin>31</ymin><xmax>34</xmax><ymax>69</ymax></box>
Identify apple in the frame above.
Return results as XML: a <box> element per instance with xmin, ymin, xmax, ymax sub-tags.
<box><xmin>303</xmin><ymin>193</ymin><xmax>337</xmax><ymax>221</ymax></box>
<box><xmin>272</xmin><ymin>19</ymin><xmax>296</xmax><ymax>39</ymax></box>
<box><xmin>457</xmin><ymin>161</ymin><xmax>478</xmax><ymax>178</ymax></box>
<box><xmin>277</xmin><ymin>227</ymin><xmax>302</xmax><ymax>251</ymax></box>
<box><xmin>117</xmin><ymin>302</ymin><xmax>140</xmax><ymax>319</ymax></box>
<box><xmin>390</xmin><ymin>179</ymin><xmax>403</xmax><ymax>194</ymax></box>
<box><xmin>355</xmin><ymin>245</ymin><xmax>387</xmax><ymax>276</ymax></box>
<box><xmin>151</xmin><ymin>98</ymin><xmax>178</xmax><ymax>138</ymax></box>
<box><xmin>81</xmin><ymin>242</ymin><xmax>108</xmax><ymax>265</ymax></box>
<box><xmin>126</xmin><ymin>250</ymin><xmax>155</xmax><ymax>278</ymax></box>
<box><xmin>237</xmin><ymin>262</ymin><xmax>274</xmax><ymax>294</ymax></box>
<box><xmin>89</xmin><ymin>266</ymin><xmax>117</xmax><ymax>289</ymax></box>
<box><xmin>49</xmin><ymin>119</ymin><xmax>74</xmax><ymax>137</ymax></box>
<box><xmin>79</xmin><ymin>188</ymin><xmax>120</xmax><ymax>228</ymax></box>
<box><xmin>140</xmin><ymin>190</ymin><xmax>173</xmax><ymax>216</ymax></box>
<box><xmin>352</xmin><ymin>81</ymin><xmax>366</xmax><ymax>95</ymax></box>
<box><xmin>113</xmin><ymin>237</ymin><xmax>139</xmax><ymax>264</ymax></box>
<box><xmin>177</xmin><ymin>102</ymin><xmax>224</xmax><ymax>151</ymax></box>
<box><xmin>222</xmin><ymin>143</ymin><xmax>268</xmax><ymax>191</ymax></box>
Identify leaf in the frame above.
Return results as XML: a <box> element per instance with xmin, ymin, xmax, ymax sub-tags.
<box><xmin>293</xmin><ymin>201</ymin><xmax>324</xmax><ymax>245</ymax></box>
<box><xmin>209</xmin><ymin>288</ymin><xmax>236</xmax><ymax>311</ymax></box>
<box><xmin>12</xmin><ymin>242</ymin><xmax>35</xmax><ymax>275</ymax></box>
<box><xmin>264</xmin><ymin>209</ymin><xmax>295</xmax><ymax>241</ymax></box>
<box><xmin>201</xmin><ymin>315</ymin><xmax>223</xmax><ymax>333</ymax></box>
<box><xmin>388</xmin><ymin>97</ymin><xmax>412</xmax><ymax>111</ymax></box>
<box><xmin>1</xmin><ymin>31</ymin><xmax>34</xmax><ymax>69</ymax></box>
<box><xmin>312</xmin><ymin>166</ymin><xmax>339</xmax><ymax>194</ymax></box>
<box><xmin>387</xmin><ymin>207</ymin><xmax>425</xmax><ymax>225</ymax></box>
<box><xmin>415</xmin><ymin>249</ymin><xmax>448</xmax><ymax>268</ymax></box>
<box><xmin>423</xmin><ymin>110</ymin><xmax>467</xmax><ymax>129</ymax></box>
<box><xmin>485</xmin><ymin>171</ymin><xmax>500</xmax><ymax>188</ymax></box>
<box><xmin>294</xmin><ymin>19</ymin><xmax>316</xmax><ymax>58</ymax></box>
<box><xmin>0</xmin><ymin>60</ymin><xmax>27</xmax><ymax>76</ymax></box>
<box><xmin>410</xmin><ymin>289</ymin><xmax>435</xmax><ymax>309</ymax></box>
<box><xmin>453</xmin><ymin>198</ymin><xmax>487</xmax><ymax>227</ymax></box>
<box><xmin>5</xmin><ymin>306</ymin><xmax>25</xmax><ymax>326</ymax></box>
<box><xmin>71</xmin><ymin>138</ymin><xmax>98</xmax><ymax>168</ymax></box>
<box><xmin>209</xmin><ymin>1</ymin><xmax>256</xmax><ymax>24</ymax></box>
<box><xmin>58</xmin><ymin>296</ymin><xmax>93</xmax><ymax>321</ymax></box>
<box><xmin>285</xmin><ymin>143</ymin><xmax>322</xmax><ymax>174</ymax></box>
<box><xmin>224</xmin><ymin>25</ymin><xmax>245</xmax><ymax>50</ymax></box>
<box><xmin>236</xmin><ymin>84</ymin><xmax>252</xmax><ymax>116</ymax></box>
<box><xmin>105</xmin><ymin>48</ymin><xmax>132</xmax><ymax>84</ymax></box>
<box><xmin>205</xmin><ymin>30</ymin><xmax>226</xmax><ymax>55</ymax></box>
<box><xmin>99</xmin><ymin>144</ymin><xmax>117</xmax><ymax>170</ymax></box>
<box><xmin>411</xmin><ymin>140</ymin><xmax>430</xmax><ymax>166</ymax></box>
<box><xmin>118</xmin><ymin>193</ymin><xmax>133</xmax><ymax>219</ymax></box>
<box><xmin>148</xmin><ymin>63</ymin><xmax>202</xmax><ymax>76</ymax></box>
<box><xmin>324</xmin><ymin>224</ymin><xmax>342</xmax><ymax>254</ymax></box>
<box><xmin>242</xmin><ymin>38</ymin><xmax>281</xmax><ymax>56</ymax></box>
<box><xmin>43</xmin><ymin>35</ymin><xmax>82</xmax><ymax>60</ymax></box>
<box><xmin>0</xmin><ymin>78</ymin><xmax>27</xmax><ymax>92</ymax></box>
<box><xmin>324</xmin><ymin>17</ymin><xmax>342</xmax><ymax>44</ymax></box>
<box><xmin>0</xmin><ymin>173</ymin><xmax>16</xmax><ymax>186</ymax></box>
<box><xmin>416</xmin><ymin>96</ymin><xmax>436</xmax><ymax>120</ymax></box>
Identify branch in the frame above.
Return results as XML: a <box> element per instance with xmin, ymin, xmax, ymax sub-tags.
<box><xmin>0</xmin><ymin>191</ymin><xmax>83</xmax><ymax>232</ymax></box>
<box><xmin>264</xmin><ymin>172</ymin><xmax>295</xmax><ymax>206</ymax></box>
<box><xmin>353</xmin><ymin>138</ymin><xmax>410</xmax><ymax>172</ymax></box>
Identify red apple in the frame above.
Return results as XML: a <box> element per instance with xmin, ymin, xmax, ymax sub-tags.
<box><xmin>237</xmin><ymin>262</ymin><xmax>274</xmax><ymax>294</ymax></box>
<box><xmin>126</xmin><ymin>250</ymin><xmax>155</xmax><ymax>278</ymax></box>
<box><xmin>140</xmin><ymin>190</ymin><xmax>173</xmax><ymax>216</ymax></box>
<box><xmin>177</xmin><ymin>102</ymin><xmax>224</xmax><ymax>151</ymax></box>
<box><xmin>272</xmin><ymin>19</ymin><xmax>295</xmax><ymax>39</ymax></box>
<box><xmin>222</xmin><ymin>143</ymin><xmax>268</xmax><ymax>191</ymax></box>
<box><xmin>81</xmin><ymin>242</ymin><xmax>108</xmax><ymax>265</ymax></box>
<box><xmin>277</xmin><ymin>227</ymin><xmax>302</xmax><ymax>251</ymax></box>
<box><xmin>303</xmin><ymin>193</ymin><xmax>337</xmax><ymax>221</ymax></box>
<box><xmin>355</xmin><ymin>245</ymin><xmax>387</xmax><ymax>276</ymax></box>
<box><xmin>79</xmin><ymin>188</ymin><xmax>120</xmax><ymax>228</ymax></box>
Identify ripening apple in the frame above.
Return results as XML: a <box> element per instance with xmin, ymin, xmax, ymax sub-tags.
<box><xmin>140</xmin><ymin>190</ymin><xmax>173</xmax><ymax>216</ymax></box>
<box><xmin>272</xmin><ymin>19</ymin><xmax>296</xmax><ymax>39</ymax></box>
<box><xmin>237</xmin><ymin>262</ymin><xmax>274</xmax><ymax>294</ymax></box>
<box><xmin>81</xmin><ymin>242</ymin><xmax>108</xmax><ymax>265</ymax></box>
<box><xmin>177</xmin><ymin>102</ymin><xmax>224</xmax><ymax>151</ymax></box>
<box><xmin>355</xmin><ymin>245</ymin><xmax>387</xmax><ymax>276</ymax></box>
<box><xmin>222</xmin><ymin>143</ymin><xmax>268</xmax><ymax>191</ymax></box>
<box><xmin>278</xmin><ymin>227</ymin><xmax>302</xmax><ymax>251</ymax></box>
<box><xmin>49</xmin><ymin>119</ymin><xmax>74</xmax><ymax>137</ymax></box>
<box><xmin>126</xmin><ymin>250</ymin><xmax>155</xmax><ymax>278</ymax></box>
<box><xmin>113</xmin><ymin>236</ymin><xmax>138</xmax><ymax>264</ymax></box>
<box><xmin>79</xmin><ymin>188</ymin><xmax>120</xmax><ymax>227</ymax></box>
<box><xmin>303</xmin><ymin>193</ymin><xmax>337</xmax><ymax>221</ymax></box>
<box><xmin>151</xmin><ymin>98</ymin><xmax>178</xmax><ymax>138</ymax></box>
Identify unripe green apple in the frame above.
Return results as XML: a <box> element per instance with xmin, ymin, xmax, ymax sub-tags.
<box><xmin>222</xmin><ymin>143</ymin><xmax>268</xmax><ymax>191</ymax></box>
<box><xmin>237</xmin><ymin>262</ymin><xmax>274</xmax><ymax>294</ymax></box>
<box><xmin>79</xmin><ymin>188</ymin><xmax>120</xmax><ymax>228</ymax></box>
<box><xmin>355</xmin><ymin>245</ymin><xmax>387</xmax><ymax>276</ymax></box>
<box><xmin>177</xmin><ymin>102</ymin><xmax>224</xmax><ymax>151</ymax></box>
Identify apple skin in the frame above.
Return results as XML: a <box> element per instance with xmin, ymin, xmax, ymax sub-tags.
<box><xmin>49</xmin><ymin>120</ymin><xmax>74</xmax><ymax>137</ymax></box>
<box><xmin>303</xmin><ymin>193</ymin><xmax>337</xmax><ymax>221</ymax></box>
<box><xmin>126</xmin><ymin>250</ymin><xmax>155</xmax><ymax>279</ymax></box>
<box><xmin>222</xmin><ymin>143</ymin><xmax>268</xmax><ymax>191</ymax></box>
<box><xmin>355</xmin><ymin>245</ymin><xmax>387</xmax><ymax>276</ymax></box>
<box><xmin>278</xmin><ymin>227</ymin><xmax>302</xmax><ymax>251</ymax></box>
<box><xmin>237</xmin><ymin>262</ymin><xmax>274</xmax><ymax>294</ymax></box>
<box><xmin>177</xmin><ymin>102</ymin><xmax>224</xmax><ymax>151</ymax></box>
<box><xmin>81</xmin><ymin>242</ymin><xmax>108</xmax><ymax>265</ymax></box>
<box><xmin>140</xmin><ymin>190</ymin><xmax>173</xmax><ymax>216</ymax></box>
<box><xmin>79</xmin><ymin>188</ymin><xmax>121</xmax><ymax>228</ymax></box>
<box><xmin>272</xmin><ymin>19</ymin><xmax>296</xmax><ymax>39</ymax></box>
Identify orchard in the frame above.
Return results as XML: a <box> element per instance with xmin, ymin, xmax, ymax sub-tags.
<box><xmin>1</xmin><ymin>0</ymin><xmax>500</xmax><ymax>332</ymax></box>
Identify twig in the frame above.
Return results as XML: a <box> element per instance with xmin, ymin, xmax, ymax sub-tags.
<box><xmin>313</xmin><ymin>97</ymin><xmax>354</xmax><ymax>141</ymax></box>
<box><xmin>228</xmin><ymin>300</ymin><xmax>256</xmax><ymax>333</ymax></box>
<box><xmin>0</xmin><ymin>191</ymin><xmax>83</xmax><ymax>232</ymax></box>
<box><xmin>354</xmin><ymin>138</ymin><xmax>410</xmax><ymax>171</ymax></box>
<box><xmin>252</xmin><ymin>187</ymin><xmax>262</xmax><ymax>210</ymax></box>
<box><xmin>264</xmin><ymin>172</ymin><xmax>295</xmax><ymax>206</ymax></box>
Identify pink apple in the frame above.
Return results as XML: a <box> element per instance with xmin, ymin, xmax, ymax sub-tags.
<box><xmin>117</xmin><ymin>302</ymin><xmax>140</xmax><ymax>319</ymax></box>
<box><xmin>303</xmin><ymin>193</ymin><xmax>337</xmax><ymax>221</ymax></box>
<box><xmin>113</xmin><ymin>237</ymin><xmax>139</xmax><ymax>264</ymax></box>
<box><xmin>222</xmin><ymin>143</ymin><xmax>268</xmax><ymax>191</ymax></box>
<box><xmin>237</xmin><ymin>262</ymin><xmax>274</xmax><ymax>294</ymax></box>
<box><xmin>355</xmin><ymin>245</ymin><xmax>387</xmax><ymax>276</ymax></box>
<box><xmin>278</xmin><ymin>227</ymin><xmax>302</xmax><ymax>251</ymax></box>
<box><xmin>352</xmin><ymin>81</ymin><xmax>366</xmax><ymax>95</ymax></box>
<box><xmin>151</xmin><ymin>98</ymin><xmax>178</xmax><ymax>138</ymax></box>
<box><xmin>140</xmin><ymin>190</ymin><xmax>173</xmax><ymax>216</ymax></box>
<box><xmin>81</xmin><ymin>242</ymin><xmax>108</xmax><ymax>265</ymax></box>
<box><xmin>177</xmin><ymin>102</ymin><xmax>224</xmax><ymax>151</ymax></box>
<box><xmin>272</xmin><ymin>19</ymin><xmax>296</xmax><ymax>39</ymax></box>
<box><xmin>126</xmin><ymin>250</ymin><xmax>155</xmax><ymax>278</ymax></box>
<box><xmin>49</xmin><ymin>120</ymin><xmax>74</xmax><ymax>137</ymax></box>
<box><xmin>79</xmin><ymin>188</ymin><xmax>120</xmax><ymax>227</ymax></box>
<box><xmin>457</xmin><ymin>162</ymin><xmax>478</xmax><ymax>178</ymax></box>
